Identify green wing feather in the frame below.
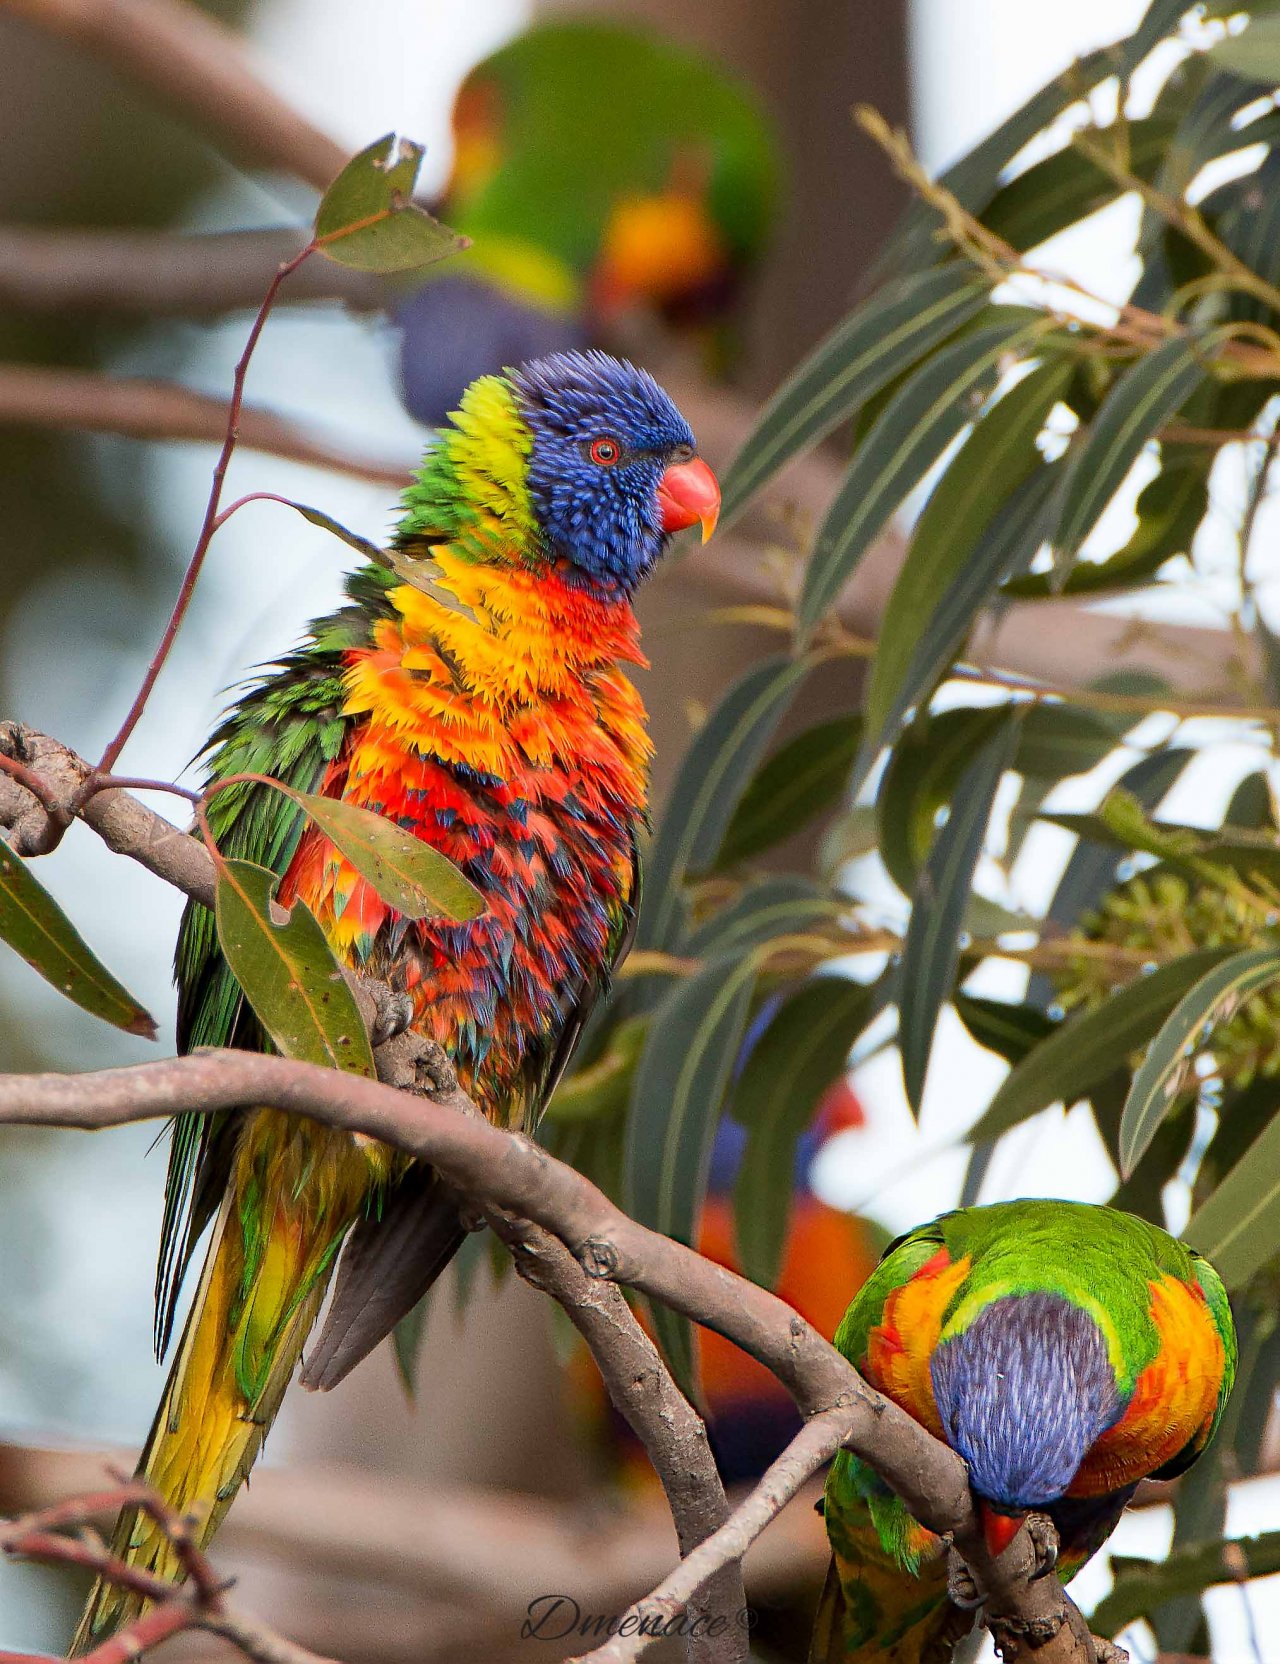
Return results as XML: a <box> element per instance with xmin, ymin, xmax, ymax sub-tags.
<box><xmin>155</xmin><ymin>570</ymin><xmax>393</xmax><ymax>1354</ymax></box>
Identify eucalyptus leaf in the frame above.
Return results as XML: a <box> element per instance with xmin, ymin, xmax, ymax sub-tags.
<box><xmin>865</xmin><ymin>357</ymin><xmax>1073</xmax><ymax>750</ymax></box>
<box><xmin>315</xmin><ymin>133</ymin><xmax>464</xmax><ymax>272</ymax></box>
<box><xmin>1119</xmin><ymin>945</ymin><xmax>1280</xmax><ymax>1177</ymax></box>
<box><xmin>732</xmin><ymin>976</ymin><xmax>874</xmax><ymax>1289</ymax></box>
<box><xmin>292</xmin><ymin>792</ymin><xmax>484</xmax><ymax>922</ymax></box>
<box><xmin>1052</xmin><ymin>335</ymin><xmax>1211</xmax><ymax>574</ymax></box>
<box><xmin>798</xmin><ymin>310</ymin><xmax>1049</xmax><ymax>640</ymax></box>
<box><xmin>1185</xmin><ymin>1110</ymin><xmax>1280</xmax><ymax>1288</ymax></box>
<box><xmin>639</xmin><ymin>655</ymin><xmax>809</xmax><ymax>951</ymax></box>
<box><xmin>715</xmin><ymin>717</ymin><xmax>862</xmax><ymax>869</ymax></box>
<box><xmin>0</xmin><ymin>840</ymin><xmax>155</xmax><ymax>1037</ymax></box>
<box><xmin>1090</xmin><ymin>1529</ymin><xmax>1280</xmax><ymax>1639</ymax></box>
<box><xmin>624</xmin><ymin>953</ymin><xmax>758</xmax><ymax>1393</ymax></box>
<box><xmin>899</xmin><ymin>715</ymin><xmax>1021</xmax><ymax>1111</ymax></box>
<box><xmin>720</xmin><ymin>267</ymin><xmax>990</xmax><ymax>523</ymax></box>
<box><xmin>971</xmin><ymin>947</ymin><xmax>1233</xmax><ymax>1143</ymax></box>
<box><xmin>213</xmin><ymin>858</ymin><xmax>375</xmax><ymax>1078</ymax></box>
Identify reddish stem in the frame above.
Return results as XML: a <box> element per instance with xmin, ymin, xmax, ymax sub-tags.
<box><xmin>96</xmin><ymin>242</ymin><xmax>318</xmax><ymax>776</ymax></box>
<box><xmin>78</xmin><ymin>1600</ymin><xmax>192</xmax><ymax>1664</ymax></box>
<box><xmin>0</xmin><ymin>751</ymin><xmax>68</xmax><ymax>823</ymax></box>
<box><xmin>211</xmin><ymin>489</ymin><xmax>305</xmax><ymax>532</ymax></box>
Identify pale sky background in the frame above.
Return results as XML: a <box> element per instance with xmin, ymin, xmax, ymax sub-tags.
<box><xmin>1</xmin><ymin>1</ymin><xmax>1275</xmax><ymax>1657</ymax></box>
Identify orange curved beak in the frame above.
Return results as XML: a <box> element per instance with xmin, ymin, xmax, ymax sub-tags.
<box><xmin>980</xmin><ymin>1503</ymin><xmax>1025</xmax><ymax>1561</ymax></box>
<box><xmin>657</xmin><ymin>457</ymin><xmax>720</xmax><ymax>543</ymax></box>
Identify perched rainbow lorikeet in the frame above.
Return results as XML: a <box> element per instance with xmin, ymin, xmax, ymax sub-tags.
<box><xmin>397</xmin><ymin>19</ymin><xmax>780</xmax><ymax>425</ymax></box>
<box><xmin>812</xmin><ymin>1200</ymin><xmax>1236</xmax><ymax>1664</ymax></box>
<box><xmin>72</xmin><ymin>350</ymin><xmax>720</xmax><ymax>1648</ymax></box>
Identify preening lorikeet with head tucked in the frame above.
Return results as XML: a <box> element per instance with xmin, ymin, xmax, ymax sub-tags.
<box><xmin>397</xmin><ymin>19</ymin><xmax>781</xmax><ymax>425</ymax></box>
<box><xmin>812</xmin><ymin>1199</ymin><xmax>1236</xmax><ymax>1664</ymax></box>
<box><xmin>72</xmin><ymin>350</ymin><xmax>720</xmax><ymax>1649</ymax></box>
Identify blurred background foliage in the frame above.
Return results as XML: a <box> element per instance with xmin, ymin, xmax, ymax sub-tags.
<box><xmin>9</xmin><ymin>0</ymin><xmax>1280</xmax><ymax>1660</ymax></box>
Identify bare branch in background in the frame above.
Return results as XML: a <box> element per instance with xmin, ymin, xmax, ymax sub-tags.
<box><xmin>6</xmin><ymin>0</ymin><xmax>347</xmax><ymax>191</ymax></box>
<box><xmin>0</xmin><ymin>226</ymin><xmax>381</xmax><ymax>315</ymax></box>
<box><xmin>0</xmin><ymin>365</ymin><xmax>414</xmax><ymax>486</ymax></box>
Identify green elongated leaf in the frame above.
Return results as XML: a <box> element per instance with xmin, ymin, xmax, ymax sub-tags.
<box><xmin>1124</xmin><ymin>0</ymin><xmax>1195</xmax><ymax>72</ymax></box>
<box><xmin>1227</xmin><ymin>770</ymin><xmax>1277</xmax><ymax>833</ymax></box>
<box><xmin>715</xmin><ymin>716</ymin><xmax>862</xmax><ymax>869</ymax></box>
<box><xmin>798</xmin><ymin>311</ymin><xmax>1049</xmax><ymax>640</ymax></box>
<box><xmin>1211</xmin><ymin>14</ymin><xmax>1280</xmax><ymax>80</ymax></box>
<box><xmin>1185</xmin><ymin>1110</ymin><xmax>1280</xmax><ymax>1288</ymax></box>
<box><xmin>1014</xmin><ymin>705</ymin><xmax>1122</xmax><ymax>780</ymax></box>
<box><xmin>1052</xmin><ymin>335</ymin><xmax>1211</xmax><ymax>572</ymax></box>
<box><xmin>879</xmin><ymin>43</ymin><xmax>1123</xmax><ymax>276</ymax></box>
<box><xmin>954</xmin><ymin>994</ymin><xmax>1057</xmax><ymax>1066</ymax></box>
<box><xmin>732</xmin><ymin>976</ymin><xmax>874</xmax><ymax>1289</ymax></box>
<box><xmin>687</xmin><ymin>875</ymin><xmax>842</xmax><ymax>958</ymax></box>
<box><xmin>971</xmin><ymin>947</ymin><xmax>1234</xmax><ymax>1143</ymax></box>
<box><xmin>0</xmin><ymin>840</ymin><xmax>155</xmax><ymax>1037</ymax></box>
<box><xmin>315</xmin><ymin>133</ymin><xmax>464</xmax><ymax>272</ymax></box>
<box><xmin>624</xmin><ymin>953</ymin><xmax>758</xmax><ymax>1392</ymax></box>
<box><xmin>639</xmin><ymin>655</ymin><xmax>809</xmax><ymax>951</ymax></box>
<box><xmin>877</xmin><ymin>704</ymin><xmax>1014</xmax><ymax>895</ymax></box>
<box><xmin>291</xmin><ymin>792</ymin><xmax>483</xmax><ymax>922</ymax></box>
<box><xmin>866</xmin><ymin>358</ymin><xmax>1073</xmax><ymax>747</ymax></box>
<box><xmin>720</xmin><ymin>268</ymin><xmax>990</xmax><ymax>522</ymax></box>
<box><xmin>544</xmin><ymin>1016</ymin><xmax>647</xmax><ymax>1122</ymax></box>
<box><xmin>214</xmin><ymin>858</ymin><xmax>375</xmax><ymax>1077</ymax></box>
<box><xmin>1004</xmin><ymin>451</ymin><xmax>1209</xmax><ymax>599</ymax></box>
<box><xmin>1089</xmin><ymin>1530</ymin><xmax>1280</xmax><ymax>1639</ymax></box>
<box><xmin>899</xmin><ymin>715</ymin><xmax>1021</xmax><ymax>1111</ymax></box>
<box><xmin>1119</xmin><ymin>945</ymin><xmax>1280</xmax><ymax>1177</ymax></box>
<box><xmin>982</xmin><ymin>117</ymin><xmax>1176</xmax><ymax>253</ymax></box>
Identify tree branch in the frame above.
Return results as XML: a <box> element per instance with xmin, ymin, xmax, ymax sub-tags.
<box><xmin>7</xmin><ymin>0</ymin><xmax>348</xmax><ymax>191</ymax></box>
<box><xmin>0</xmin><ymin>226</ymin><xmax>381</xmax><ymax>316</ymax></box>
<box><xmin>0</xmin><ymin>1045</ymin><xmax>1101</xmax><ymax>1663</ymax></box>
<box><xmin>0</xmin><ymin>364</ymin><xmax>414</xmax><ymax>486</ymax></box>
<box><xmin>494</xmin><ymin>1216</ymin><xmax>746</xmax><ymax>1664</ymax></box>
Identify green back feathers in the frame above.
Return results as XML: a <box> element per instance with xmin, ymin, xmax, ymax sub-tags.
<box><xmin>157</xmin><ymin>574</ymin><xmax>393</xmax><ymax>1355</ymax></box>
<box><xmin>838</xmin><ymin>1200</ymin><xmax>1223</xmax><ymax>1399</ymax></box>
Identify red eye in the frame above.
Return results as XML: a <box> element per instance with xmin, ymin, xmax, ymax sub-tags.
<box><xmin>590</xmin><ymin>436</ymin><xmax>621</xmax><ymax>466</ymax></box>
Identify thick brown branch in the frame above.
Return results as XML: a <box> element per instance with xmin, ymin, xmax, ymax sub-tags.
<box><xmin>0</xmin><ymin>726</ymin><xmax>215</xmax><ymax>903</ymax></box>
<box><xmin>0</xmin><ymin>226</ymin><xmax>380</xmax><ymax>316</ymax></box>
<box><xmin>0</xmin><ymin>1048</ymin><xmax>1095</xmax><ymax>1662</ymax></box>
<box><xmin>0</xmin><ymin>365</ymin><xmax>414</xmax><ymax>487</ymax></box>
<box><xmin>494</xmin><ymin>1216</ymin><xmax>746</xmax><ymax>1664</ymax></box>
<box><xmin>7</xmin><ymin>0</ymin><xmax>348</xmax><ymax>191</ymax></box>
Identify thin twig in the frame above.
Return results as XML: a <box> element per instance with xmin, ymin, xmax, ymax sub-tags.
<box><xmin>95</xmin><ymin>242</ymin><xmax>317</xmax><ymax>774</ymax></box>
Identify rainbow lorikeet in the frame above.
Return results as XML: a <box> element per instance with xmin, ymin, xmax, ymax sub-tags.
<box><xmin>72</xmin><ymin>350</ymin><xmax>720</xmax><ymax>1648</ymax></box>
<box><xmin>397</xmin><ymin>19</ymin><xmax>780</xmax><ymax>425</ymax></box>
<box><xmin>812</xmin><ymin>1200</ymin><xmax>1236</xmax><ymax>1664</ymax></box>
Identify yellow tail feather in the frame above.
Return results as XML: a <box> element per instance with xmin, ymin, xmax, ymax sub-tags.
<box><xmin>71</xmin><ymin>1113</ymin><xmax>366</xmax><ymax>1653</ymax></box>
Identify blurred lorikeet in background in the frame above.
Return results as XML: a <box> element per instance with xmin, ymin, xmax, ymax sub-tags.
<box><xmin>812</xmin><ymin>1200</ymin><xmax>1236</xmax><ymax>1664</ymax></box>
<box><xmin>397</xmin><ymin>19</ymin><xmax>781</xmax><ymax>425</ymax></box>
<box><xmin>72</xmin><ymin>350</ymin><xmax>721</xmax><ymax>1648</ymax></box>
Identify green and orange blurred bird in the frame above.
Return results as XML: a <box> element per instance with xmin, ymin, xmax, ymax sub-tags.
<box><xmin>812</xmin><ymin>1200</ymin><xmax>1236</xmax><ymax>1664</ymax></box>
<box><xmin>73</xmin><ymin>350</ymin><xmax>720</xmax><ymax>1648</ymax></box>
<box><xmin>397</xmin><ymin>19</ymin><xmax>781</xmax><ymax>424</ymax></box>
